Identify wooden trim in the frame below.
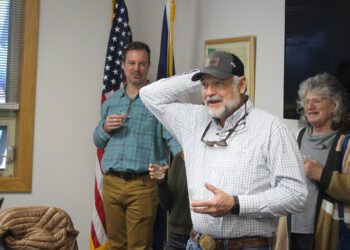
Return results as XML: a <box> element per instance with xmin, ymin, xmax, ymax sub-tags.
<box><xmin>0</xmin><ymin>0</ymin><xmax>40</xmax><ymax>192</ymax></box>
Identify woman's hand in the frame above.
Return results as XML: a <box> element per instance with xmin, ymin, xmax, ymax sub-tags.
<box><xmin>304</xmin><ymin>159</ymin><xmax>324</xmax><ymax>181</ymax></box>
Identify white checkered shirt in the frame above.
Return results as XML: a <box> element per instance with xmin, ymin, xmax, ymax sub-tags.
<box><xmin>140</xmin><ymin>72</ymin><xmax>308</xmax><ymax>238</ymax></box>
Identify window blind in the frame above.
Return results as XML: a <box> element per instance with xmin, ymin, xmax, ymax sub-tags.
<box><xmin>0</xmin><ymin>0</ymin><xmax>22</xmax><ymax>104</ymax></box>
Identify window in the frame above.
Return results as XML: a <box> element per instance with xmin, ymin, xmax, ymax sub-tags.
<box><xmin>0</xmin><ymin>119</ymin><xmax>15</xmax><ymax>174</ymax></box>
<box><xmin>0</xmin><ymin>0</ymin><xmax>9</xmax><ymax>104</ymax></box>
<box><xmin>0</xmin><ymin>0</ymin><xmax>20</xmax><ymax>178</ymax></box>
<box><xmin>0</xmin><ymin>126</ymin><xmax>8</xmax><ymax>169</ymax></box>
<box><xmin>0</xmin><ymin>1</ymin><xmax>10</xmax><ymax>173</ymax></box>
<box><xmin>0</xmin><ymin>0</ymin><xmax>39</xmax><ymax>192</ymax></box>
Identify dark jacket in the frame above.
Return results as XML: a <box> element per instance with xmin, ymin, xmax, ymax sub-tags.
<box><xmin>156</xmin><ymin>152</ymin><xmax>192</xmax><ymax>235</ymax></box>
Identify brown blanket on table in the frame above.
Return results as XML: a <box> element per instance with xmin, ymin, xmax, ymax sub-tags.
<box><xmin>0</xmin><ymin>206</ymin><xmax>79</xmax><ymax>250</ymax></box>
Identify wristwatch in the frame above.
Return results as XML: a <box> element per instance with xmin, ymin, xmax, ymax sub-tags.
<box><xmin>231</xmin><ymin>196</ymin><xmax>240</xmax><ymax>215</ymax></box>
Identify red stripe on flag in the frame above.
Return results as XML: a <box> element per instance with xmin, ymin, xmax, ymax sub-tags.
<box><xmin>90</xmin><ymin>220</ymin><xmax>100</xmax><ymax>248</ymax></box>
<box><xmin>94</xmin><ymin>174</ymin><xmax>106</xmax><ymax>230</ymax></box>
<box><xmin>97</xmin><ymin>148</ymin><xmax>105</xmax><ymax>164</ymax></box>
<box><xmin>100</xmin><ymin>94</ymin><xmax>107</xmax><ymax>105</ymax></box>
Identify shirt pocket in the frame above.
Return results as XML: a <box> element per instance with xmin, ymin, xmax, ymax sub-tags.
<box><xmin>138</xmin><ymin>109</ymin><xmax>158</xmax><ymax>135</ymax></box>
<box><xmin>107</xmin><ymin>104</ymin><xmax>122</xmax><ymax>116</ymax></box>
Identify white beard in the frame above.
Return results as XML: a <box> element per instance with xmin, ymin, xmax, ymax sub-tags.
<box><xmin>206</xmin><ymin>92</ymin><xmax>241</xmax><ymax>119</ymax></box>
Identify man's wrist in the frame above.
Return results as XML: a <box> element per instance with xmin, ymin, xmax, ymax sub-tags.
<box><xmin>231</xmin><ymin>196</ymin><xmax>240</xmax><ymax>215</ymax></box>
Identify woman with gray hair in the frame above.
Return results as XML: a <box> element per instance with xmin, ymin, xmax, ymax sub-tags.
<box><xmin>290</xmin><ymin>72</ymin><xmax>350</xmax><ymax>250</ymax></box>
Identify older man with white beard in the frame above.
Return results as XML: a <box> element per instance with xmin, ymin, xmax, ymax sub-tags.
<box><xmin>140</xmin><ymin>51</ymin><xmax>308</xmax><ymax>250</ymax></box>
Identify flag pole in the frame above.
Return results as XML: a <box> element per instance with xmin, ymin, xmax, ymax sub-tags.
<box><xmin>168</xmin><ymin>0</ymin><xmax>175</xmax><ymax>76</ymax></box>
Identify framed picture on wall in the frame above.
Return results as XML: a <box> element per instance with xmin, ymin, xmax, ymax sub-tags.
<box><xmin>205</xmin><ymin>36</ymin><xmax>256</xmax><ymax>101</ymax></box>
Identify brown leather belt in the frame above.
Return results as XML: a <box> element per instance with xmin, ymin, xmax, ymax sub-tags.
<box><xmin>215</xmin><ymin>237</ymin><xmax>269</xmax><ymax>250</ymax></box>
<box><xmin>106</xmin><ymin>169</ymin><xmax>149</xmax><ymax>181</ymax></box>
<box><xmin>190</xmin><ymin>229</ymin><xmax>269</xmax><ymax>250</ymax></box>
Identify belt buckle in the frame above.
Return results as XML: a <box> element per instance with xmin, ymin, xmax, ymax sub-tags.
<box><xmin>199</xmin><ymin>235</ymin><xmax>216</xmax><ymax>250</ymax></box>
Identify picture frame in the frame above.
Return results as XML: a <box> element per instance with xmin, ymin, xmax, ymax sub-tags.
<box><xmin>205</xmin><ymin>36</ymin><xmax>256</xmax><ymax>101</ymax></box>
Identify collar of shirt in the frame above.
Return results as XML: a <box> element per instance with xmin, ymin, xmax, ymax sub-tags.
<box><xmin>120</xmin><ymin>80</ymin><xmax>151</xmax><ymax>99</ymax></box>
<box><xmin>119</xmin><ymin>84</ymin><xmax>141</xmax><ymax>100</ymax></box>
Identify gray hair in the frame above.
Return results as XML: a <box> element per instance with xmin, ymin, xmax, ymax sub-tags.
<box><xmin>232</xmin><ymin>75</ymin><xmax>247</xmax><ymax>93</ymax></box>
<box><xmin>233</xmin><ymin>76</ymin><xmax>241</xmax><ymax>85</ymax></box>
<box><xmin>297</xmin><ymin>72</ymin><xmax>350</xmax><ymax>130</ymax></box>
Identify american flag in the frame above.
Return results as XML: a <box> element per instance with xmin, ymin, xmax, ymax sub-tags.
<box><xmin>90</xmin><ymin>1</ymin><xmax>132</xmax><ymax>249</ymax></box>
<box><xmin>102</xmin><ymin>0</ymin><xmax>132</xmax><ymax>101</ymax></box>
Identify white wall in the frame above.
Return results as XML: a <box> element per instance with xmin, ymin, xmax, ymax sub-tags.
<box><xmin>1</xmin><ymin>1</ymin><xmax>299</xmax><ymax>249</ymax></box>
<box><xmin>127</xmin><ymin>0</ymin><xmax>299</xmax><ymax>131</ymax></box>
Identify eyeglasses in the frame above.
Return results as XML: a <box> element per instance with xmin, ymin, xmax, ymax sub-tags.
<box><xmin>201</xmin><ymin>105</ymin><xmax>247</xmax><ymax>147</ymax></box>
<box><xmin>301</xmin><ymin>97</ymin><xmax>328</xmax><ymax>107</ymax></box>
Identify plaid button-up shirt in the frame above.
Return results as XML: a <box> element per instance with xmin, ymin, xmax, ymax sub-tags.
<box><xmin>93</xmin><ymin>85</ymin><xmax>181</xmax><ymax>173</ymax></box>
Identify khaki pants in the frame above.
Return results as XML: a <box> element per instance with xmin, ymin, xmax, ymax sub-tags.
<box><xmin>102</xmin><ymin>174</ymin><xmax>157</xmax><ymax>250</ymax></box>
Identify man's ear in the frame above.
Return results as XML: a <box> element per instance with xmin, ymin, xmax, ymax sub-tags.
<box><xmin>238</xmin><ymin>76</ymin><xmax>247</xmax><ymax>94</ymax></box>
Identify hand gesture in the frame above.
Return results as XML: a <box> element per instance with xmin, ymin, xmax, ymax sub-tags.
<box><xmin>191</xmin><ymin>183</ymin><xmax>235</xmax><ymax>218</ymax></box>
<box><xmin>148</xmin><ymin>163</ymin><xmax>169</xmax><ymax>182</ymax></box>
<box><xmin>304</xmin><ymin>159</ymin><xmax>323</xmax><ymax>181</ymax></box>
<box><xmin>103</xmin><ymin>114</ymin><xmax>126</xmax><ymax>133</ymax></box>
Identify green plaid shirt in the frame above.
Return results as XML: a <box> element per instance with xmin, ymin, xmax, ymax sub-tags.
<box><xmin>93</xmin><ymin>85</ymin><xmax>181</xmax><ymax>173</ymax></box>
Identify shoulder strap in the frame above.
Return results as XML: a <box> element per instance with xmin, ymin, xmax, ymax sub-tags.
<box><xmin>338</xmin><ymin>134</ymin><xmax>350</xmax><ymax>220</ymax></box>
<box><xmin>340</xmin><ymin>134</ymin><xmax>350</xmax><ymax>173</ymax></box>
<box><xmin>297</xmin><ymin>127</ymin><xmax>307</xmax><ymax>147</ymax></box>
